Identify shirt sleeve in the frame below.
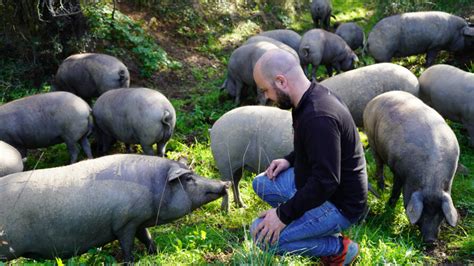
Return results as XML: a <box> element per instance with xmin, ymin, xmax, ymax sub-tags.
<box><xmin>284</xmin><ymin>151</ymin><xmax>295</xmax><ymax>166</ymax></box>
<box><xmin>277</xmin><ymin>116</ymin><xmax>341</xmax><ymax>225</ymax></box>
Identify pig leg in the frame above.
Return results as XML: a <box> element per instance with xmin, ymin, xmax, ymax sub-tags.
<box><xmin>221</xmin><ymin>193</ymin><xmax>230</xmax><ymax>212</ymax></box>
<box><xmin>136</xmin><ymin>227</ymin><xmax>157</xmax><ymax>254</ymax></box>
<box><xmin>425</xmin><ymin>50</ymin><xmax>439</xmax><ymax>67</ymax></box>
<box><xmin>95</xmin><ymin>127</ymin><xmax>115</xmax><ymax>156</ymax></box>
<box><xmin>156</xmin><ymin>141</ymin><xmax>166</xmax><ymax>157</ymax></box>
<box><xmin>311</xmin><ymin>65</ymin><xmax>319</xmax><ymax>81</ymax></box>
<box><xmin>325</xmin><ymin>65</ymin><xmax>334</xmax><ymax>77</ymax></box>
<box><xmin>373</xmin><ymin>151</ymin><xmax>385</xmax><ymax>190</ymax></box>
<box><xmin>116</xmin><ymin>226</ymin><xmax>137</xmax><ymax>263</ymax></box>
<box><xmin>388</xmin><ymin>174</ymin><xmax>403</xmax><ymax>207</ymax></box>
<box><xmin>141</xmin><ymin>143</ymin><xmax>155</xmax><ymax>156</ymax></box>
<box><xmin>64</xmin><ymin>139</ymin><xmax>80</xmax><ymax>164</ymax></box>
<box><xmin>234</xmin><ymin>80</ymin><xmax>243</xmax><ymax>105</ymax></box>
<box><xmin>231</xmin><ymin>168</ymin><xmax>246</xmax><ymax>208</ymax></box>
<box><xmin>302</xmin><ymin>63</ymin><xmax>309</xmax><ymax>77</ymax></box>
<box><xmin>313</xmin><ymin>17</ymin><xmax>320</xmax><ymax>28</ymax></box>
<box><xmin>323</xmin><ymin>14</ymin><xmax>330</xmax><ymax>31</ymax></box>
<box><xmin>464</xmin><ymin>121</ymin><xmax>474</xmax><ymax>147</ymax></box>
<box><xmin>80</xmin><ymin>135</ymin><xmax>93</xmax><ymax>159</ymax></box>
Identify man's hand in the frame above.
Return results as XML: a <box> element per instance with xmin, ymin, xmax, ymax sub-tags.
<box><xmin>252</xmin><ymin>208</ymin><xmax>286</xmax><ymax>245</ymax></box>
<box><xmin>265</xmin><ymin>159</ymin><xmax>290</xmax><ymax>180</ymax></box>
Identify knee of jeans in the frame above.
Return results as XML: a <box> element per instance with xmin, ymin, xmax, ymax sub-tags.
<box><xmin>252</xmin><ymin>174</ymin><xmax>266</xmax><ymax>194</ymax></box>
<box><xmin>250</xmin><ymin>218</ymin><xmax>263</xmax><ymax>239</ymax></box>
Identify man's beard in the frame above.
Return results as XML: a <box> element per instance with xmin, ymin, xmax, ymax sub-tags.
<box><xmin>275</xmin><ymin>86</ymin><xmax>293</xmax><ymax>109</ymax></box>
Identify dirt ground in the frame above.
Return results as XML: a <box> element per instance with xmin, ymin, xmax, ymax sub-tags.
<box><xmin>116</xmin><ymin>3</ymin><xmax>224</xmax><ymax>99</ymax></box>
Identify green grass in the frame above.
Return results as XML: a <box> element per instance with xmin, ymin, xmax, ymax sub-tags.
<box><xmin>2</xmin><ymin>0</ymin><xmax>474</xmax><ymax>265</ymax></box>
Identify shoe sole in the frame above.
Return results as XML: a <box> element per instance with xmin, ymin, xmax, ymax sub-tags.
<box><xmin>345</xmin><ymin>242</ymin><xmax>360</xmax><ymax>266</ymax></box>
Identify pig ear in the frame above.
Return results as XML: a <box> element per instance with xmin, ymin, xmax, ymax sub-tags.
<box><xmin>301</xmin><ymin>46</ymin><xmax>310</xmax><ymax>58</ymax></box>
<box><xmin>406</xmin><ymin>191</ymin><xmax>424</xmax><ymax>224</ymax></box>
<box><xmin>441</xmin><ymin>192</ymin><xmax>458</xmax><ymax>227</ymax></box>
<box><xmin>462</xmin><ymin>26</ymin><xmax>474</xmax><ymax>37</ymax></box>
<box><xmin>168</xmin><ymin>167</ymin><xmax>192</xmax><ymax>182</ymax></box>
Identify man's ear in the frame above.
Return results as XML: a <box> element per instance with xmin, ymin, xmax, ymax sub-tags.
<box><xmin>274</xmin><ymin>74</ymin><xmax>287</xmax><ymax>90</ymax></box>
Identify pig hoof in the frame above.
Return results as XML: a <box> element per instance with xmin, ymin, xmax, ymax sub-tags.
<box><xmin>237</xmin><ymin>202</ymin><xmax>248</xmax><ymax>209</ymax></box>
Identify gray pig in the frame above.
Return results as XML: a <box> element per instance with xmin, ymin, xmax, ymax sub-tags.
<box><xmin>255</xmin><ymin>29</ymin><xmax>302</xmax><ymax>53</ymax></box>
<box><xmin>222</xmin><ymin>41</ymin><xmax>299</xmax><ymax>105</ymax></box>
<box><xmin>243</xmin><ymin>36</ymin><xmax>299</xmax><ymax>54</ymax></box>
<box><xmin>0</xmin><ymin>141</ymin><xmax>23</xmax><ymax>177</ymax></box>
<box><xmin>0</xmin><ymin>154</ymin><xmax>229</xmax><ymax>262</ymax></box>
<box><xmin>321</xmin><ymin>63</ymin><xmax>419</xmax><ymax>127</ymax></box>
<box><xmin>0</xmin><ymin>91</ymin><xmax>93</xmax><ymax>163</ymax></box>
<box><xmin>299</xmin><ymin>29</ymin><xmax>358</xmax><ymax>79</ymax></box>
<box><xmin>363</xmin><ymin>91</ymin><xmax>459</xmax><ymax>243</ymax></box>
<box><xmin>93</xmin><ymin>88</ymin><xmax>176</xmax><ymax>156</ymax></box>
<box><xmin>419</xmin><ymin>64</ymin><xmax>474</xmax><ymax>146</ymax></box>
<box><xmin>367</xmin><ymin>11</ymin><xmax>474</xmax><ymax>66</ymax></box>
<box><xmin>54</xmin><ymin>53</ymin><xmax>130</xmax><ymax>101</ymax></box>
<box><xmin>335</xmin><ymin>22</ymin><xmax>365</xmax><ymax>51</ymax></box>
<box><xmin>311</xmin><ymin>0</ymin><xmax>332</xmax><ymax>30</ymax></box>
<box><xmin>210</xmin><ymin>106</ymin><xmax>293</xmax><ymax>211</ymax></box>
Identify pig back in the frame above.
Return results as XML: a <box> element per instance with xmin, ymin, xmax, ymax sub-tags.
<box><xmin>55</xmin><ymin>53</ymin><xmax>130</xmax><ymax>99</ymax></box>
<box><xmin>93</xmin><ymin>88</ymin><xmax>176</xmax><ymax>144</ymax></box>
<box><xmin>211</xmin><ymin>106</ymin><xmax>293</xmax><ymax>174</ymax></box>
<box><xmin>398</xmin><ymin>11</ymin><xmax>467</xmax><ymax>56</ymax></box>
<box><xmin>0</xmin><ymin>141</ymin><xmax>23</xmax><ymax>177</ymax></box>
<box><xmin>0</xmin><ymin>154</ymin><xmax>168</xmax><ymax>260</ymax></box>
<box><xmin>0</xmin><ymin>91</ymin><xmax>91</xmax><ymax>148</ymax></box>
<box><xmin>321</xmin><ymin>63</ymin><xmax>419</xmax><ymax>127</ymax></box>
<box><xmin>258</xmin><ymin>29</ymin><xmax>302</xmax><ymax>52</ymax></box>
<box><xmin>363</xmin><ymin>91</ymin><xmax>459</xmax><ymax>181</ymax></box>
<box><xmin>367</xmin><ymin>15</ymin><xmax>402</xmax><ymax>61</ymax></box>
<box><xmin>419</xmin><ymin>64</ymin><xmax>474</xmax><ymax>123</ymax></box>
<box><xmin>228</xmin><ymin>42</ymin><xmax>290</xmax><ymax>86</ymax></box>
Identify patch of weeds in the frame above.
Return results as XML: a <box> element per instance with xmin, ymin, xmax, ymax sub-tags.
<box><xmin>218</xmin><ymin>20</ymin><xmax>261</xmax><ymax>47</ymax></box>
<box><xmin>0</xmin><ymin>60</ymin><xmax>51</xmax><ymax>104</ymax></box>
<box><xmin>24</xmin><ymin>144</ymin><xmax>71</xmax><ymax>170</ymax></box>
<box><xmin>170</xmin><ymin>78</ymin><xmax>235</xmax><ymax>143</ymax></box>
<box><xmin>84</xmin><ymin>3</ymin><xmax>181</xmax><ymax>78</ymax></box>
<box><xmin>466</xmin><ymin>61</ymin><xmax>474</xmax><ymax>73</ymax></box>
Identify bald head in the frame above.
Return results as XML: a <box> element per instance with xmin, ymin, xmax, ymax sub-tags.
<box><xmin>254</xmin><ymin>49</ymin><xmax>302</xmax><ymax>84</ymax></box>
<box><xmin>253</xmin><ymin>49</ymin><xmax>310</xmax><ymax>107</ymax></box>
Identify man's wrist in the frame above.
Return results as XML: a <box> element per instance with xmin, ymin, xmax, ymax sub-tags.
<box><xmin>276</xmin><ymin>206</ymin><xmax>291</xmax><ymax>225</ymax></box>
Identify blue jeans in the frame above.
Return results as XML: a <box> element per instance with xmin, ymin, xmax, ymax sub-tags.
<box><xmin>250</xmin><ymin>168</ymin><xmax>352</xmax><ymax>257</ymax></box>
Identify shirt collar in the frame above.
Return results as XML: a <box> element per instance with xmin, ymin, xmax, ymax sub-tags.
<box><xmin>293</xmin><ymin>81</ymin><xmax>316</xmax><ymax>114</ymax></box>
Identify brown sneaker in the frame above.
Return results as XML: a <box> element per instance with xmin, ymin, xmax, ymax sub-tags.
<box><xmin>320</xmin><ymin>235</ymin><xmax>359</xmax><ymax>266</ymax></box>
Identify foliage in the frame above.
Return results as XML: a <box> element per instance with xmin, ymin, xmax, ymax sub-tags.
<box><xmin>0</xmin><ymin>60</ymin><xmax>51</xmax><ymax>104</ymax></box>
<box><xmin>373</xmin><ymin>0</ymin><xmax>473</xmax><ymax>20</ymax></box>
<box><xmin>0</xmin><ymin>0</ymin><xmax>89</xmax><ymax>60</ymax></box>
<box><xmin>168</xmin><ymin>70</ymin><xmax>235</xmax><ymax>142</ymax></box>
<box><xmin>84</xmin><ymin>3</ymin><xmax>181</xmax><ymax>77</ymax></box>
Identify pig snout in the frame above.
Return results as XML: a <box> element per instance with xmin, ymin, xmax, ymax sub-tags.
<box><xmin>207</xmin><ymin>181</ymin><xmax>231</xmax><ymax>196</ymax></box>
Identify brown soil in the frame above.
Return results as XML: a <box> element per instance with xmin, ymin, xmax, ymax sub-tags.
<box><xmin>116</xmin><ymin>3</ymin><xmax>224</xmax><ymax>99</ymax></box>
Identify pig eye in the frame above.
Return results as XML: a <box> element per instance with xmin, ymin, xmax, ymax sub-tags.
<box><xmin>185</xmin><ymin>175</ymin><xmax>194</xmax><ymax>182</ymax></box>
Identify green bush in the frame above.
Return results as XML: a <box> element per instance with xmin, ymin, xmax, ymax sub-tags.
<box><xmin>84</xmin><ymin>3</ymin><xmax>181</xmax><ymax>77</ymax></box>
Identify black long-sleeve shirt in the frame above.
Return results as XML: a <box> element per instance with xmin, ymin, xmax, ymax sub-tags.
<box><xmin>277</xmin><ymin>82</ymin><xmax>368</xmax><ymax>225</ymax></box>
